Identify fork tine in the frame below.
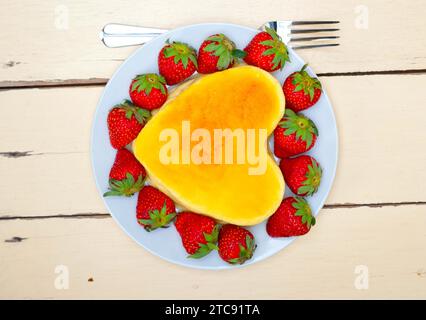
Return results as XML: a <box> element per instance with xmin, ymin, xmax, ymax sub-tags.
<box><xmin>291</xmin><ymin>21</ymin><xmax>340</xmax><ymax>25</ymax></box>
<box><xmin>290</xmin><ymin>28</ymin><xmax>340</xmax><ymax>34</ymax></box>
<box><xmin>261</xmin><ymin>21</ymin><xmax>341</xmax><ymax>50</ymax></box>
<box><xmin>292</xmin><ymin>43</ymin><xmax>340</xmax><ymax>50</ymax></box>
<box><xmin>290</xmin><ymin>36</ymin><xmax>340</xmax><ymax>42</ymax></box>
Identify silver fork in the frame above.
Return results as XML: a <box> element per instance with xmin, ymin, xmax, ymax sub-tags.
<box><xmin>101</xmin><ymin>21</ymin><xmax>340</xmax><ymax>50</ymax></box>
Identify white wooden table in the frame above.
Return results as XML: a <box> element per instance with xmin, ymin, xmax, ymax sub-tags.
<box><xmin>1</xmin><ymin>0</ymin><xmax>426</xmax><ymax>299</ymax></box>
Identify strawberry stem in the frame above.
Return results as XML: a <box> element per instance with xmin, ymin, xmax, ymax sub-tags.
<box><xmin>188</xmin><ymin>224</ymin><xmax>220</xmax><ymax>259</ymax></box>
<box><xmin>103</xmin><ymin>173</ymin><xmax>145</xmax><ymax>197</ymax></box>
<box><xmin>138</xmin><ymin>202</ymin><xmax>176</xmax><ymax>232</ymax></box>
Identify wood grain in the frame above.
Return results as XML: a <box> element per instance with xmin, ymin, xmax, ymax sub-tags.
<box><xmin>1</xmin><ymin>0</ymin><xmax>426</xmax><ymax>85</ymax></box>
<box><xmin>1</xmin><ymin>75</ymin><xmax>426</xmax><ymax>217</ymax></box>
<box><xmin>1</xmin><ymin>0</ymin><xmax>426</xmax><ymax>300</ymax></box>
<box><xmin>1</xmin><ymin>205</ymin><xmax>425</xmax><ymax>299</ymax></box>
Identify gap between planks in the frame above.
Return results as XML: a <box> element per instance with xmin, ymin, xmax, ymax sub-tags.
<box><xmin>0</xmin><ymin>151</ymin><xmax>86</xmax><ymax>158</ymax></box>
<box><xmin>1</xmin><ymin>68</ymin><xmax>426</xmax><ymax>90</ymax></box>
<box><xmin>0</xmin><ymin>201</ymin><xmax>425</xmax><ymax>221</ymax></box>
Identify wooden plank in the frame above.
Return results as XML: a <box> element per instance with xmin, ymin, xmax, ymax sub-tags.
<box><xmin>1</xmin><ymin>75</ymin><xmax>426</xmax><ymax>217</ymax></box>
<box><xmin>1</xmin><ymin>0</ymin><xmax>426</xmax><ymax>85</ymax></box>
<box><xmin>0</xmin><ymin>153</ymin><xmax>106</xmax><ymax>217</ymax></box>
<box><xmin>1</xmin><ymin>205</ymin><xmax>425</xmax><ymax>299</ymax></box>
<box><xmin>0</xmin><ymin>87</ymin><xmax>101</xmax><ymax>154</ymax></box>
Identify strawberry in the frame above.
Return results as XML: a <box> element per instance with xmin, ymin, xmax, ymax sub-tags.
<box><xmin>129</xmin><ymin>73</ymin><xmax>168</xmax><ymax>110</ymax></box>
<box><xmin>107</xmin><ymin>100</ymin><xmax>151</xmax><ymax>149</ymax></box>
<box><xmin>197</xmin><ymin>34</ymin><xmax>246</xmax><ymax>74</ymax></box>
<box><xmin>158</xmin><ymin>40</ymin><xmax>198</xmax><ymax>85</ymax></box>
<box><xmin>218</xmin><ymin>225</ymin><xmax>256</xmax><ymax>265</ymax></box>
<box><xmin>267</xmin><ymin>197</ymin><xmax>315</xmax><ymax>237</ymax></box>
<box><xmin>103</xmin><ymin>148</ymin><xmax>146</xmax><ymax>197</ymax></box>
<box><xmin>136</xmin><ymin>186</ymin><xmax>176</xmax><ymax>231</ymax></box>
<box><xmin>243</xmin><ymin>27</ymin><xmax>290</xmax><ymax>72</ymax></box>
<box><xmin>274</xmin><ymin>109</ymin><xmax>318</xmax><ymax>158</ymax></box>
<box><xmin>280</xmin><ymin>155</ymin><xmax>322</xmax><ymax>196</ymax></box>
<box><xmin>283</xmin><ymin>64</ymin><xmax>322</xmax><ymax>112</ymax></box>
<box><xmin>174</xmin><ymin>212</ymin><xmax>219</xmax><ymax>258</ymax></box>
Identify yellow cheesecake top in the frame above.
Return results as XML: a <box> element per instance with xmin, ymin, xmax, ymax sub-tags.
<box><xmin>134</xmin><ymin>65</ymin><xmax>285</xmax><ymax>225</ymax></box>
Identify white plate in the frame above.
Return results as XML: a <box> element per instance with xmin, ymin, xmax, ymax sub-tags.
<box><xmin>91</xmin><ymin>23</ymin><xmax>338</xmax><ymax>269</ymax></box>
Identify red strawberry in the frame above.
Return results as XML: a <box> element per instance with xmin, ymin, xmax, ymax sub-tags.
<box><xmin>174</xmin><ymin>212</ymin><xmax>219</xmax><ymax>258</ymax></box>
<box><xmin>243</xmin><ymin>27</ymin><xmax>290</xmax><ymax>72</ymax></box>
<box><xmin>218</xmin><ymin>225</ymin><xmax>256</xmax><ymax>265</ymax></box>
<box><xmin>129</xmin><ymin>73</ymin><xmax>168</xmax><ymax>110</ymax></box>
<box><xmin>174</xmin><ymin>211</ymin><xmax>188</xmax><ymax>234</ymax></box>
<box><xmin>107</xmin><ymin>100</ymin><xmax>151</xmax><ymax>149</ymax></box>
<box><xmin>197</xmin><ymin>34</ymin><xmax>246</xmax><ymax>74</ymax></box>
<box><xmin>136</xmin><ymin>186</ymin><xmax>176</xmax><ymax>231</ymax></box>
<box><xmin>103</xmin><ymin>148</ymin><xmax>146</xmax><ymax>197</ymax></box>
<box><xmin>283</xmin><ymin>64</ymin><xmax>322</xmax><ymax>112</ymax></box>
<box><xmin>280</xmin><ymin>155</ymin><xmax>322</xmax><ymax>196</ymax></box>
<box><xmin>274</xmin><ymin>109</ymin><xmax>318</xmax><ymax>158</ymax></box>
<box><xmin>267</xmin><ymin>197</ymin><xmax>315</xmax><ymax>237</ymax></box>
<box><xmin>158</xmin><ymin>41</ymin><xmax>198</xmax><ymax>85</ymax></box>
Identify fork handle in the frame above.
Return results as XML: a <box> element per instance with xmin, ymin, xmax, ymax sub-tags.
<box><xmin>101</xmin><ymin>23</ymin><xmax>168</xmax><ymax>48</ymax></box>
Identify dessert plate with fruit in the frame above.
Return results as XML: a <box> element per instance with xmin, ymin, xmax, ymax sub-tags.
<box><xmin>91</xmin><ymin>23</ymin><xmax>338</xmax><ymax>269</ymax></box>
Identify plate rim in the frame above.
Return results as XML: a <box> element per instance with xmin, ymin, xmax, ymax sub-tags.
<box><xmin>90</xmin><ymin>22</ymin><xmax>339</xmax><ymax>270</ymax></box>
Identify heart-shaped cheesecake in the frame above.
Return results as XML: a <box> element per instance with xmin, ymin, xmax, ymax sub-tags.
<box><xmin>134</xmin><ymin>65</ymin><xmax>285</xmax><ymax>225</ymax></box>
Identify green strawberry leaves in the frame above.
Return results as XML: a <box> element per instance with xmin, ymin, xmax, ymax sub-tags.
<box><xmin>163</xmin><ymin>40</ymin><xmax>198</xmax><ymax>69</ymax></box>
<box><xmin>279</xmin><ymin>109</ymin><xmax>319</xmax><ymax>148</ymax></box>
<box><xmin>292</xmin><ymin>64</ymin><xmax>322</xmax><ymax>101</ymax></box>
<box><xmin>260</xmin><ymin>27</ymin><xmax>290</xmax><ymax>70</ymax></box>
<box><xmin>231</xmin><ymin>49</ymin><xmax>247</xmax><ymax>59</ymax></box>
<box><xmin>292</xmin><ymin>197</ymin><xmax>316</xmax><ymax>228</ymax></box>
<box><xmin>118</xmin><ymin>100</ymin><xmax>151</xmax><ymax>125</ymax></box>
<box><xmin>131</xmin><ymin>73</ymin><xmax>167</xmax><ymax>95</ymax></box>
<box><xmin>188</xmin><ymin>225</ymin><xmax>220</xmax><ymax>259</ymax></box>
<box><xmin>228</xmin><ymin>235</ymin><xmax>257</xmax><ymax>265</ymax></box>
<box><xmin>297</xmin><ymin>158</ymin><xmax>322</xmax><ymax>196</ymax></box>
<box><xmin>203</xmin><ymin>34</ymin><xmax>247</xmax><ymax>70</ymax></box>
<box><xmin>138</xmin><ymin>201</ymin><xmax>176</xmax><ymax>232</ymax></box>
<box><xmin>103</xmin><ymin>172</ymin><xmax>145</xmax><ymax>197</ymax></box>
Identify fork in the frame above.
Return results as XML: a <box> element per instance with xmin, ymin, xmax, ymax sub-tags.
<box><xmin>101</xmin><ymin>20</ymin><xmax>340</xmax><ymax>50</ymax></box>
